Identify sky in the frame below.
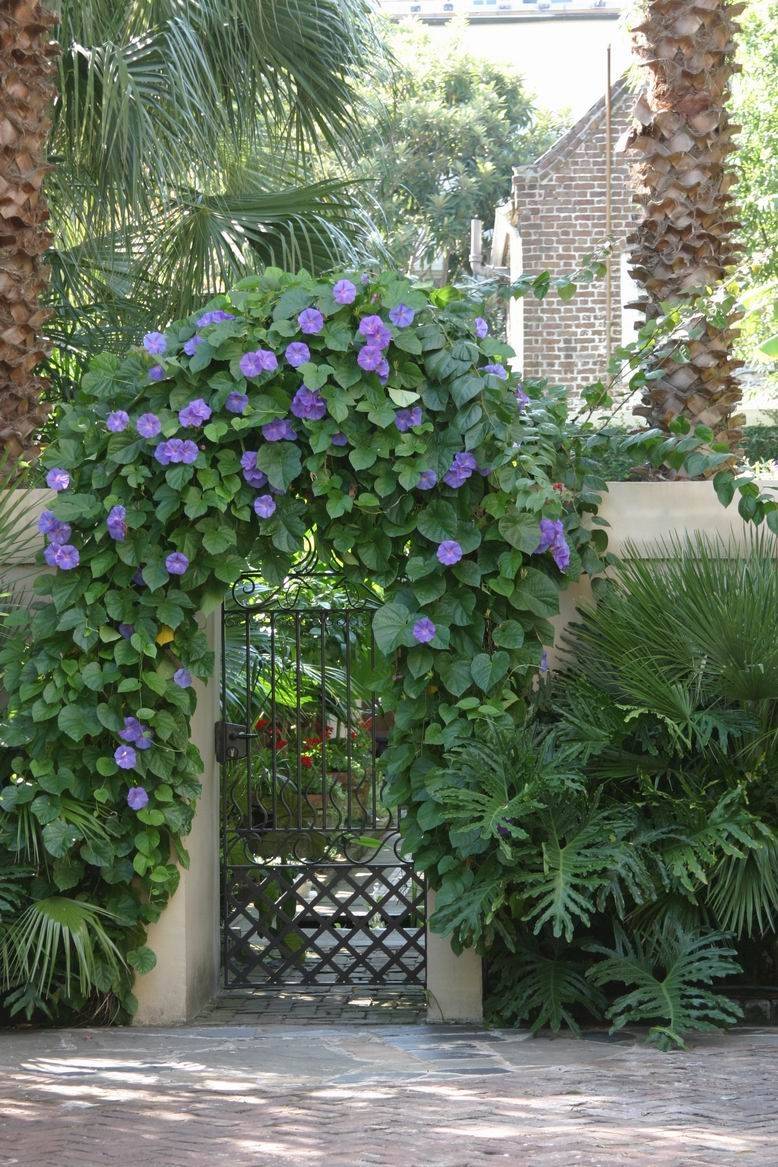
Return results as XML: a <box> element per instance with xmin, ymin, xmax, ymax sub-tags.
<box><xmin>392</xmin><ymin>15</ymin><xmax>631</xmax><ymax>119</ymax></box>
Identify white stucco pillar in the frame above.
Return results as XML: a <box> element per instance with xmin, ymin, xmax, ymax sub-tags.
<box><xmin>425</xmin><ymin>890</ymin><xmax>483</xmax><ymax>1024</ymax></box>
<box><xmin>134</xmin><ymin>609</ymin><xmax>221</xmax><ymax>1025</ymax></box>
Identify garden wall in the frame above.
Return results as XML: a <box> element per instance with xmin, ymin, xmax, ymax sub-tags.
<box><xmin>4</xmin><ymin>481</ymin><xmax>775</xmax><ymax>1024</ymax></box>
<box><xmin>550</xmin><ymin>481</ymin><xmax>777</xmax><ymax>668</ymax></box>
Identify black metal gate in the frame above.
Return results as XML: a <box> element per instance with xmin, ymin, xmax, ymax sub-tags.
<box><xmin>218</xmin><ymin>560</ymin><xmax>425</xmax><ymax>988</ymax></box>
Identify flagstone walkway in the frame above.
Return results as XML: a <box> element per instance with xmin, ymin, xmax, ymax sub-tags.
<box><xmin>1</xmin><ymin>1022</ymin><xmax>776</xmax><ymax>1166</ymax></box>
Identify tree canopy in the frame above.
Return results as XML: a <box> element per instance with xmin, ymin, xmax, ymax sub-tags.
<box><xmin>353</xmin><ymin>19</ymin><xmax>564</xmax><ymax>281</ymax></box>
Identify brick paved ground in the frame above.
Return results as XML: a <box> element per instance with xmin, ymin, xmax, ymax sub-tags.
<box><xmin>1</xmin><ymin>1022</ymin><xmax>777</xmax><ymax>1166</ymax></box>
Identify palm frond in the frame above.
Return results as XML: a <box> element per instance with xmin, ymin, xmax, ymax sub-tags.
<box><xmin>708</xmin><ymin>834</ymin><xmax>778</xmax><ymax>937</ymax></box>
<box><xmin>0</xmin><ymin>897</ymin><xmax>125</xmax><ymax>998</ymax></box>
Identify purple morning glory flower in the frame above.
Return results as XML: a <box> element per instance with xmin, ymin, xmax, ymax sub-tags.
<box><xmin>298</xmin><ymin>307</ymin><xmax>324</xmax><ymax>335</ymax></box>
<box><xmin>183</xmin><ymin>335</ymin><xmax>204</xmax><ymax>357</ymax></box>
<box><xmin>107</xmin><ymin>410</ymin><xmax>130</xmax><ymax>432</ymax></box>
<box><xmin>377</xmin><ymin>358</ymin><xmax>390</xmax><ymax>382</ymax></box>
<box><xmin>165</xmin><ymin>551</ymin><xmax>189</xmax><ymax>576</ymax></box>
<box><xmin>253</xmin><ymin>494</ymin><xmax>276</xmax><ymax>519</ymax></box>
<box><xmin>136</xmin><ymin>413</ymin><xmax>161</xmax><ymax>438</ymax></box>
<box><xmin>107</xmin><ymin>505</ymin><xmax>126</xmax><ymax>541</ymax></box>
<box><xmin>115</xmin><ymin>745</ymin><xmax>137</xmax><ymax>770</ymax></box>
<box><xmin>443</xmin><ymin>467</ymin><xmax>468</xmax><ymax>489</ymax></box>
<box><xmin>474</xmin><ymin>317</ymin><xmax>489</xmax><ymax>339</ymax></box>
<box><xmin>143</xmin><ymin>331</ymin><xmax>167</xmax><ymax>356</ymax></box>
<box><xmin>126</xmin><ymin>786</ymin><xmax>148</xmax><ymax>809</ymax></box>
<box><xmin>197</xmin><ymin>309</ymin><xmax>235</xmax><ymax>326</ymax></box>
<box><xmin>173</xmin><ymin>668</ymin><xmax>192</xmax><ymax>688</ymax></box>
<box><xmin>482</xmin><ymin>363</ymin><xmax>508</xmax><ymax>380</ymax></box>
<box><xmin>180</xmin><ymin>440</ymin><xmax>199</xmax><ymax>464</ymax></box>
<box><xmin>442</xmin><ymin>451</ymin><xmax>477</xmax><ymax>488</ymax></box>
<box><xmin>358</xmin><ymin>315</ymin><xmax>392</xmax><ymax>349</ymax></box>
<box><xmin>453</xmin><ymin>451</ymin><xmax>477</xmax><ymax>473</ymax></box>
<box><xmin>290</xmin><ymin>386</ymin><xmax>327</xmax><ymax>421</ymax></box>
<box><xmin>285</xmin><ymin>341</ymin><xmax>311</xmax><ymax>367</ymax></box>
<box><xmin>261</xmin><ymin>418</ymin><xmax>296</xmax><ymax>442</ymax></box>
<box><xmin>516</xmin><ymin>387</ymin><xmax>530</xmax><ymax>410</ymax></box>
<box><xmin>239</xmin><ymin>348</ymin><xmax>277</xmax><ymax>378</ymax></box>
<box><xmin>331</xmin><ymin>432</ymin><xmax>348</xmax><ymax>447</ymax></box>
<box><xmin>37</xmin><ymin>510</ymin><xmax>58</xmax><ymax>535</ymax></box>
<box><xmin>154</xmin><ymin>442</ymin><xmax>171</xmax><ymax>466</ymax></box>
<box><xmin>333</xmin><ymin>279</ymin><xmax>357</xmax><ymax>305</ymax></box>
<box><xmin>240</xmin><ymin>451</ymin><xmax>268</xmax><ymax>488</ymax></box>
<box><xmin>119</xmin><ymin>716</ymin><xmax>150</xmax><ymax>745</ymax></box>
<box><xmin>395</xmin><ymin>406</ymin><xmax>422</xmax><ymax>432</ymax></box>
<box><xmin>536</xmin><ymin>518</ymin><xmax>564</xmax><ymax>554</ymax></box>
<box><xmin>119</xmin><ymin>623</ymin><xmax>134</xmax><ymax>639</ymax></box>
<box><xmin>389</xmin><ymin>303</ymin><xmax>414</xmax><ymax>328</ymax></box>
<box><xmin>360</xmin><ymin>272</ymin><xmax>371</xmax><ymax>284</ymax></box>
<box><xmin>357</xmin><ymin>345</ymin><xmax>384</xmax><ymax>372</ymax></box>
<box><xmin>417</xmin><ymin>470</ymin><xmax>437</xmax><ymax>490</ymax></box>
<box><xmin>226</xmin><ymin>391</ymin><xmax>248</xmax><ymax>414</ymax></box>
<box><xmin>132</xmin><ymin>568</ymin><xmax>145</xmax><ymax>586</ymax></box>
<box><xmin>45</xmin><ymin>543</ymin><xmax>79</xmax><ymax>570</ymax></box>
<box><xmin>148</xmin><ymin>364</ymin><xmax>165</xmax><ymax>382</ymax></box>
<box><xmin>47</xmin><ymin>520</ymin><xmax>71</xmax><ymax>546</ymax></box>
<box><xmin>358</xmin><ymin>315</ymin><xmax>384</xmax><ymax>339</ymax></box>
<box><xmin>179</xmin><ymin>398</ymin><xmax>212</xmax><ymax>428</ymax></box>
<box><xmin>437</xmin><ymin>540</ymin><xmax>463</xmax><ymax>566</ymax></box>
<box><xmin>540</xmin><ymin>650</ymin><xmax>549</xmax><ymax>675</ymax></box>
<box><xmin>412</xmin><ymin>617</ymin><xmax>436</xmax><ymax>644</ymax></box>
<box><xmin>46</xmin><ymin>467</ymin><xmax>70</xmax><ymax>492</ymax></box>
<box><xmin>535</xmin><ymin>518</ymin><xmax>570</xmax><ymax>573</ymax></box>
<box><xmin>551</xmin><ymin>538</ymin><xmax>571</xmax><ymax>572</ymax></box>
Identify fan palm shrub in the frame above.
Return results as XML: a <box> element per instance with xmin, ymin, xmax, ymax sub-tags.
<box><xmin>416</xmin><ymin>534</ymin><xmax>776</xmax><ymax>1045</ymax></box>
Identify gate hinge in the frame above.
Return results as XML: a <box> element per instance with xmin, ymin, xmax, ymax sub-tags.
<box><xmin>215</xmin><ymin>721</ymin><xmax>248</xmax><ymax>764</ymax></box>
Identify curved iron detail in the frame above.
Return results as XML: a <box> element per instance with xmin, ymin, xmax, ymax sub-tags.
<box><xmin>219</xmin><ymin>566</ymin><xmax>425</xmax><ymax>988</ymax></box>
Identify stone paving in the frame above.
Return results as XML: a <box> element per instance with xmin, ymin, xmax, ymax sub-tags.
<box><xmin>196</xmin><ymin>986</ymin><xmax>427</xmax><ymax>1026</ymax></box>
<box><xmin>1</xmin><ymin>1020</ymin><xmax>777</xmax><ymax>1166</ymax></box>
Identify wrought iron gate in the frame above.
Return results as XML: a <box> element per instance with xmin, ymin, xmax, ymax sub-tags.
<box><xmin>218</xmin><ymin>561</ymin><xmax>425</xmax><ymax>988</ymax></box>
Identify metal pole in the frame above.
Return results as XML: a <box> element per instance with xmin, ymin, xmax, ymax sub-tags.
<box><xmin>605</xmin><ymin>44</ymin><xmax>613</xmax><ymax>371</ymax></box>
<box><xmin>469</xmin><ymin>218</ymin><xmax>483</xmax><ymax>276</ymax></box>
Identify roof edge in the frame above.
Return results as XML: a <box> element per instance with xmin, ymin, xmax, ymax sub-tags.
<box><xmin>514</xmin><ymin>76</ymin><xmax>631</xmax><ymax>181</ymax></box>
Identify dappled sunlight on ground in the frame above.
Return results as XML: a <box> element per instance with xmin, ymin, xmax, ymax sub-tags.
<box><xmin>1</xmin><ymin>1025</ymin><xmax>776</xmax><ymax>1165</ymax></box>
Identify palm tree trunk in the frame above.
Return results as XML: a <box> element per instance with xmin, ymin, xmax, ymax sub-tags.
<box><xmin>624</xmin><ymin>0</ymin><xmax>744</xmax><ymax>447</ymax></box>
<box><xmin>0</xmin><ymin>0</ymin><xmax>57</xmax><ymax>464</ymax></box>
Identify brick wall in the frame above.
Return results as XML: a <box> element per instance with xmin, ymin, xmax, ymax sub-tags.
<box><xmin>508</xmin><ymin>81</ymin><xmax>636</xmax><ymax>393</ymax></box>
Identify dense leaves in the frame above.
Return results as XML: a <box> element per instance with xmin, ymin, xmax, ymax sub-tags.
<box><xmin>0</xmin><ymin>269</ymin><xmax>604</xmax><ymax>1018</ymax></box>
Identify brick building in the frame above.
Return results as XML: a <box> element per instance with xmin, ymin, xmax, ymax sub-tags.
<box><xmin>490</xmin><ymin>79</ymin><xmax>638</xmax><ymax>393</ymax></box>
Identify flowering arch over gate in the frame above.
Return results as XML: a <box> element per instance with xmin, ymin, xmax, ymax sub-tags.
<box><xmin>0</xmin><ymin>269</ymin><xmax>595</xmax><ymax>1016</ymax></box>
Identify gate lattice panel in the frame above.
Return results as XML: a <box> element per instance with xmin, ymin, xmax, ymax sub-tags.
<box><xmin>218</xmin><ymin>564</ymin><xmax>425</xmax><ymax>988</ymax></box>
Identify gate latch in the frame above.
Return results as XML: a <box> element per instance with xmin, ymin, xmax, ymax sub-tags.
<box><xmin>215</xmin><ymin>721</ymin><xmax>249</xmax><ymax>763</ymax></box>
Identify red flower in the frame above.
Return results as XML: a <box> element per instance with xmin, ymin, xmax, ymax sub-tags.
<box><xmin>255</xmin><ymin>717</ymin><xmax>269</xmax><ymax>730</ymax></box>
<box><xmin>304</xmin><ymin>736</ymin><xmax>322</xmax><ymax>747</ymax></box>
<box><xmin>552</xmin><ymin>482</ymin><xmax>564</xmax><ymax>492</ymax></box>
<box><xmin>300</xmin><ymin>755</ymin><xmax>313</xmax><ymax>768</ymax></box>
<box><xmin>272</xmin><ymin>738</ymin><xmax>288</xmax><ymax>750</ymax></box>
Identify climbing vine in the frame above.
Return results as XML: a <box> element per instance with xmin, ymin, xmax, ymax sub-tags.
<box><xmin>3</xmin><ymin>265</ymin><xmax>755</xmax><ymax>1020</ymax></box>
